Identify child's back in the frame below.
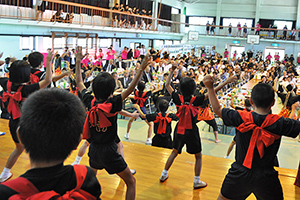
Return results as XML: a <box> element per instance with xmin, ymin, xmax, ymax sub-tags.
<box><xmin>0</xmin><ymin>88</ymin><xmax>101</xmax><ymax>199</ymax></box>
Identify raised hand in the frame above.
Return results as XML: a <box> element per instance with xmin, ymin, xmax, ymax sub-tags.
<box><xmin>76</xmin><ymin>46</ymin><xmax>83</xmax><ymax>62</ymax></box>
<box><xmin>46</xmin><ymin>50</ymin><xmax>53</xmax><ymax>63</ymax></box>
<box><xmin>202</xmin><ymin>75</ymin><xmax>214</xmax><ymax>89</ymax></box>
<box><xmin>139</xmin><ymin>54</ymin><xmax>150</xmax><ymax>71</ymax></box>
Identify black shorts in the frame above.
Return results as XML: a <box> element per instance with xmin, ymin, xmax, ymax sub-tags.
<box><xmin>204</xmin><ymin>119</ymin><xmax>218</xmax><ymax>132</ymax></box>
<box><xmin>88</xmin><ymin>142</ymin><xmax>127</xmax><ymax>174</ymax></box>
<box><xmin>9</xmin><ymin>118</ymin><xmax>20</xmax><ymax>143</ymax></box>
<box><xmin>152</xmin><ymin>134</ymin><xmax>172</xmax><ymax>149</ymax></box>
<box><xmin>173</xmin><ymin>125</ymin><xmax>202</xmax><ymax>154</ymax></box>
<box><xmin>221</xmin><ymin>163</ymin><xmax>283</xmax><ymax>200</ymax></box>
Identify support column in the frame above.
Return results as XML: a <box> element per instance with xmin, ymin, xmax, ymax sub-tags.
<box><xmin>296</xmin><ymin>0</ymin><xmax>300</xmax><ymax>28</ymax></box>
<box><xmin>255</xmin><ymin>0</ymin><xmax>261</xmax><ymax>25</ymax></box>
<box><xmin>216</xmin><ymin>0</ymin><xmax>222</xmax><ymax>34</ymax></box>
<box><xmin>153</xmin><ymin>0</ymin><xmax>158</xmax><ymax>30</ymax></box>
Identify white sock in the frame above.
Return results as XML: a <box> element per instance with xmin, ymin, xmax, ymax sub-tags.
<box><xmin>194</xmin><ymin>176</ymin><xmax>200</xmax><ymax>183</ymax></box>
<box><xmin>125</xmin><ymin>133</ymin><xmax>129</xmax><ymax>137</ymax></box>
<box><xmin>162</xmin><ymin>169</ymin><xmax>168</xmax><ymax>176</ymax></box>
<box><xmin>72</xmin><ymin>156</ymin><xmax>82</xmax><ymax>165</ymax></box>
<box><xmin>147</xmin><ymin>138</ymin><xmax>151</xmax><ymax>141</ymax></box>
<box><xmin>0</xmin><ymin>167</ymin><xmax>11</xmax><ymax>179</ymax></box>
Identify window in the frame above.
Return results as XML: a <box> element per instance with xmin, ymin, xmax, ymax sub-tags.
<box><xmin>171</xmin><ymin>7</ymin><xmax>180</xmax><ymax>15</ymax></box>
<box><xmin>174</xmin><ymin>40</ymin><xmax>181</xmax><ymax>45</ymax></box>
<box><xmin>78</xmin><ymin>38</ymin><xmax>86</xmax><ymax>48</ymax></box>
<box><xmin>165</xmin><ymin>40</ymin><xmax>173</xmax><ymax>45</ymax></box>
<box><xmin>155</xmin><ymin>40</ymin><xmax>164</xmax><ymax>48</ymax></box>
<box><xmin>20</xmin><ymin>36</ymin><xmax>34</xmax><ymax>50</ymax></box>
<box><xmin>53</xmin><ymin>37</ymin><xmax>65</xmax><ymax>49</ymax></box>
<box><xmin>223</xmin><ymin>18</ymin><xmax>253</xmax><ymax>28</ymax></box>
<box><xmin>99</xmin><ymin>38</ymin><xmax>112</xmax><ymax>47</ymax></box>
<box><xmin>188</xmin><ymin>17</ymin><xmax>214</xmax><ymax>25</ymax></box>
<box><xmin>274</xmin><ymin>20</ymin><xmax>293</xmax><ymax>30</ymax></box>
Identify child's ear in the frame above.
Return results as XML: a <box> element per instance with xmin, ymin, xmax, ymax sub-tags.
<box><xmin>249</xmin><ymin>97</ymin><xmax>255</xmax><ymax>107</ymax></box>
<box><xmin>16</xmin><ymin>126</ymin><xmax>23</xmax><ymax>145</ymax></box>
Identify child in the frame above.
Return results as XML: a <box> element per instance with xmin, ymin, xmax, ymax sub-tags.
<box><xmin>72</xmin><ymin>109</ymin><xmax>139</xmax><ymax>176</ymax></box>
<box><xmin>125</xmin><ymin>81</ymin><xmax>154</xmax><ymax>145</ymax></box>
<box><xmin>134</xmin><ymin>99</ymin><xmax>178</xmax><ymax>149</ymax></box>
<box><xmin>159</xmin><ymin>64</ymin><xmax>236</xmax><ymax>189</ymax></box>
<box><xmin>225</xmin><ymin>97</ymin><xmax>253</xmax><ymax>159</ymax></box>
<box><xmin>204</xmin><ymin>78</ymin><xmax>300</xmax><ymax>199</ymax></box>
<box><xmin>75</xmin><ymin>46</ymin><xmax>150</xmax><ymax>200</ymax></box>
<box><xmin>0</xmin><ymin>51</ymin><xmax>53</xmax><ymax>183</ymax></box>
<box><xmin>0</xmin><ymin>88</ymin><xmax>101</xmax><ymax>199</ymax></box>
<box><xmin>28</xmin><ymin>51</ymin><xmax>71</xmax><ymax>84</ymax></box>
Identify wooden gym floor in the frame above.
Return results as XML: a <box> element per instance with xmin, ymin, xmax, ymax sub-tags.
<box><xmin>0</xmin><ymin>119</ymin><xmax>299</xmax><ymax>199</ymax></box>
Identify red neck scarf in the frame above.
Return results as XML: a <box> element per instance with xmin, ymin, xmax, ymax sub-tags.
<box><xmin>153</xmin><ymin>113</ymin><xmax>172</xmax><ymax>134</ymax></box>
<box><xmin>134</xmin><ymin>91</ymin><xmax>147</xmax><ymax>107</ymax></box>
<box><xmin>2</xmin><ymin>165</ymin><xmax>96</xmax><ymax>200</ymax></box>
<box><xmin>82</xmin><ymin>100</ymin><xmax>117</xmax><ymax>139</ymax></box>
<box><xmin>236</xmin><ymin>111</ymin><xmax>281</xmax><ymax>169</ymax></box>
<box><xmin>1</xmin><ymin>81</ymin><xmax>24</xmax><ymax>119</ymax></box>
<box><xmin>176</xmin><ymin>95</ymin><xmax>199</xmax><ymax>135</ymax></box>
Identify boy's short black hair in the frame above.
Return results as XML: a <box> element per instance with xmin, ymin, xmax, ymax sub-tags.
<box><xmin>9</xmin><ymin>60</ymin><xmax>31</xmax><ymax>84</ymax></box>
<box><xmin>157</xmin><ymin>99</ymin><xmax>169</xmax><ymax>113</ymax></box>
<box><xmin>179</xmin><ymin>77</ymin><xmax>196</xmax><ymax>97</ymax></box>
<box><xmin>28</xmin><ymin>52</ymin><xmax>44</xmax><ymax>68</ymax></box>
<box><xmin>163</xmin><ymin>73</ymin><xmax>169</xmax><ymax>77</ymax></box>
<box><xmin>92</xmin><ymin>72</ymin><xmax>115</xmax><ymax>100</ymax></box>
<box><xmin>251</xmin><ymin>83</ymin><xmax>274</xmax><ymax>109</ymax></box>
<box><xmin>137</xmin><ymin>81</ymin><xmax>145</xmax><ymax>91</ymax></box>
<box><xmin>18</xmin><ymin>88</ymin><xmax>86</xmax><ymax>163</ymax></box>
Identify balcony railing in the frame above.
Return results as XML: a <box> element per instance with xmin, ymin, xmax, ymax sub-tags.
<box><xmin>0</xmin><ymin>0</ymin><xmax>300</xmax><ymax>40</ymax></box>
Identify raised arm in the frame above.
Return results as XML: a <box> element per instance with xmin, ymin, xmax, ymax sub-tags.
<box><xmin>165</xmin><ymin>63</ymin><xmax>177</xmax><ymax>95</ymax></box>
<box><xmin>52</xmin><ymin>70</ymin><xmax>71</xmax><ymax>82</ymax></box>
<box><xmin>289</xmin><ymin>102</ymin><xmax>299</xmax><ymax>119</ymax></box>
<box><xmin>121</xmin><ymin>54</ymin><xmax>150</xmax><ymax>100</ymax></box>
<box><xmin>118</xmin><ymin>110</ymin><xmax>139</xmax><ymax>119</ymax></box>
<box><xmin>204</xmin><ymin>75</ymin><xmax>237</xmax><ymax>99</ymax></box>
<box><xmin>39</xmin><ymin>50</ymin><xmax>53</xmax><ymax>89</ymax></box>
<box><xmin>75</xmin><ymin>46</ymin><xmax>86</xmax><ymax>92</ymax></box>
<box><xmin>203</xmin><ymin>75</ymin><xmax>222</xmax><ymax>117</ymax></box>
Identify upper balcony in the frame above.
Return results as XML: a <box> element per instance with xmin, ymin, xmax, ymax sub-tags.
<box><xmin>0</xmin><ymin>0</ymin><xmax>300</xmax><ymax>43</ymax></box>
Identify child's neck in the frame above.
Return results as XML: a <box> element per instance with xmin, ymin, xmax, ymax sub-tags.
<box><xmin>30</xmin><ymin>160</ymin><xmax>64</xmax><ymax>169</ymax></box>
<box><xmin>253</xmin><ymin>107</ymin><xmax>271</xmax><ymax>115</ymax></box>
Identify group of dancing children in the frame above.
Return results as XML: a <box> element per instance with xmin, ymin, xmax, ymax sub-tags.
<box><xmin>0</xmin><ymin>48</ymin><xmax>300</xmax><ymax>200</ymax></box>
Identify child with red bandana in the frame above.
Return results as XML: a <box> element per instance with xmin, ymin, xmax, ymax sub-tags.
<box><xmin>134</xmin><ymin>99</ymin><xmax>178</xmax><ymax>149</ymax></box>
<box><xmin>204</xmin><ymin>78</ymin><xmax>300</xmax><ymax>200</ymax></box>
<box><xmin>159</xmin><ymin>63</ymin><xmax>236</xmax><ymax>189</ymax></box>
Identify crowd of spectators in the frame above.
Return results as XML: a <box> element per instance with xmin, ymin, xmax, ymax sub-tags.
<box><xmin>111</xmin><ymin>3</ymin><xmax>153</xmax><ymax>30</ymax></box>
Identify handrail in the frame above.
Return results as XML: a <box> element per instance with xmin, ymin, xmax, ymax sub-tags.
<box><xmin>0</xmin><ymin>0</ymin><xmax>300</xmax><ymax>34</ymax></box>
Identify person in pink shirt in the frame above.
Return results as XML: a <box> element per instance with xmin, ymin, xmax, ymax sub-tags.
<box><xmin>106</xmin><ymin>47</ymin><xmax>115</xmax><ymax>66</ymax></box>
<box><xmin>93</xmin><ymin>48</ymin><xmax>104</xmax><ymax>70</ymax></box>
<box><xmin>233</xmin><ymin>51</ymin><xmax>237</xmax><ymax>58</ymax></box>
<box><xmin>237</xmin><ymin>22</ymin><xmax>242</xmax><ymax>37</ymax></box>
<box><xmin>274</xmin><ymin>52</ymin><xmax>280</xmax><ymax>61</ymax></box>
<box><xmin>121</xmin><ymin>47</ymin><xmax>128</xmax><ymax>60</ymax></box>
<box><xmin>134</xmin><ymin>46</ymin><xmax>140</xmax><ymax>59</ymax></box>
<box><xmin>224</xmin><ymin>49</ymin><xmax>229</xmax><ymax>58</ymax></box>
<box><xmin>255</xmin><ymin>22</ymin><xmax>261</xmax><ymax>36</ymax></box>
<box><xmin>81</xmin><ymin>53</ymin><xmax>90</xmax><ymax>70</ymax></box>
<box><xmin>266</xmin><ymin>53</ymin><xmax>272</xmax><ymax>61</ymax></box>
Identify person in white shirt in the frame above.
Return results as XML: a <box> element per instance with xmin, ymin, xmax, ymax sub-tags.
<box><xmin>140</xmin><ymin>45</ymin><xmax>146</xmax><ymax>59</ymax></box>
